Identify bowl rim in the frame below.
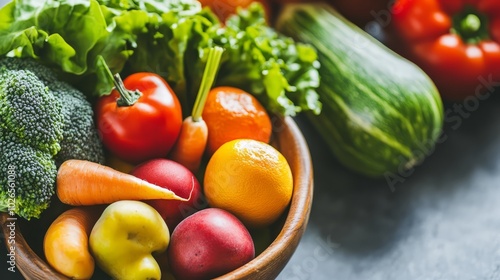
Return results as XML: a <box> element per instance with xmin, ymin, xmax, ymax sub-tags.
<box><xmin>216</xmin><ymin>116</ymin><xmax>314</xmax><ymax>279</ymax></box>
<box><xmin>1</xmin><ymin>116</ymin><xmax>314</xmax><ymax>279</ymax></box>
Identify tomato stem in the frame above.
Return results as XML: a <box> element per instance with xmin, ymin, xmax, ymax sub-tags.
<box><xmin>452</xmin><ymin>6</ymin><xmax>490</xmax><ymax>44</ymax></box>
<box><xmin>97</xmin><ymin>56</ymin><xmax>141</xmax><ymax>107</ymax></box>
<box><xmin>191</xmin><ymin>47</ymin><xmax>224</xmax><ymax>122</ymax></box>
<box><xmin>461</xmin><ymin>14</ymin><xmax>481</xmax><ymax>35</ymax></box>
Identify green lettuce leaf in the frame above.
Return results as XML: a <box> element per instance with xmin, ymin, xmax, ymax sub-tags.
<box><xmin>209</xmin><ymin>3</ymin><xmax>321</xmax><ymax>116</ymax></box>
<box><xmin>0</xmin><ymin>0</ymin><xmax>321</xmax><ymax>116</ymax></box>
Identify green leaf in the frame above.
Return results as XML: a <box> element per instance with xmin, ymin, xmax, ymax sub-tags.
<box><xmin>0</xmin><ymin>0</ymin><xmax>321</xmax><ymax>116</ymax></box>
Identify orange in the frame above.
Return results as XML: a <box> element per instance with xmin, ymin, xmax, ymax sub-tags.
<box><xmin>203</xmin><ymin>139</ymin><xmax>293</xmax><ymax>228</ymax></box>
<box><xmin>202</xmin><ymin>86</ymin><xmax>272</xmax><ymax>156</ymax></box>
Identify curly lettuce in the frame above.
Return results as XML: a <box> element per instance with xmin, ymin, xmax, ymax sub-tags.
<box><xmin>0</xmin><ymin>0</ymin><xmax>321</xmax><ymax>116</ymax></box>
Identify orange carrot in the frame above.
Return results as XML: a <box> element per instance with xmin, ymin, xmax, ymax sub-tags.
<box><xmin>169</xmin><ymin>46</ymin><xmax>224</xmax><ymax>173</ymax></box>
<box><xmin>57</xmin><ymin>159</ymin><xmax>190</xmax><ymax>206</ymax></box>
<box><xmin>169</xmin><ymin>116</ymin><xmax>208</xmax><ymax>173</ymax></box>
<box><xmin>43</xmin><ymin>207</ymin><xmax>102</xmax><ymax>280</ymax></box>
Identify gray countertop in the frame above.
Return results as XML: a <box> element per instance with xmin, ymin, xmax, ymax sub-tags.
<box><xmin>278</xmin><ymin>94</ymin><xmax>500</xmax><ymax>280</ymax></box>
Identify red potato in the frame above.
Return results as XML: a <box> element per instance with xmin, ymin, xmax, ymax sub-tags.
<box><xmin>130</xmin><ymin>159</ymin><xmax>203</xmax><ymax>229</ymax></box>
<box><xmin>168</xmin><ymin>208</ymin><xmax>255</xmax><ymax>280</ymax></box>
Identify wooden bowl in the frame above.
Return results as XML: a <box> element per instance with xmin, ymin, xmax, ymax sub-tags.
<box><xmin>1</xmin><ymin>116</ymin><xmax>314</xmax><ymax>280</ymax></box>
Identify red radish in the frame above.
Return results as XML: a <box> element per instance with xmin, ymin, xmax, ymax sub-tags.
<box><xmin>130</xmin><ymin>159</ymin><xmax>203</xmax><ymax>229</ymax></box>
<box><xmin>168</xmin><ymin>208</ymin><xmax>255</xmax><ymax>279</ymax></box>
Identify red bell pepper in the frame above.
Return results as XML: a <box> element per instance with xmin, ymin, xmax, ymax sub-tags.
<box><xmin>95</xmin><ymin>62</ymin><xmax>183</xmax><ymax>164</ymax></box>
<box><xmin>391</xmin><ymin>0</ymin><xmax>500</xmax><ymax>101</ymax></box>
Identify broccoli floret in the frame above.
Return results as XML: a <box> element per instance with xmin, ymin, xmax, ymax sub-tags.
<box><xmin>50</xmin><ymin>81</ymin><xmax>105</xmax><ymax>165</ymax></box>
<box><xmin>0</xmin><ymin>57</ymin><xmax>105</xmax><ymax>165</ymax></box>
<box><xmin>0</xmin><ymin>69</ymin><xmax>63</xmax><ymax>156</ymax></box>
<box><xmin>0</xmin><ymin>130</ymin><xmax>57</xmax><ymax>220</ymax></box>
<box><xmin>0</xmin><ymin>57</ymin><xmax>105</xmax><ymax>220</ymax></box>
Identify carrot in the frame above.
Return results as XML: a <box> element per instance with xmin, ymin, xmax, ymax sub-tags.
<box><xmin>169</xmin><ymin>116</ymin><xmax>208</xmax><ymax>173</ymax></box>
<box><xmin>56</xmin><ymin>159</ymin><xmax>190</xmax><ymax>206</ymax></box>
<box><xmin>169</xmin><ymin>46</ymin><xmax>224</xmax><ymax>173</ymax></box>
<box><xmin>43</xmin><ymin>207</ymin><xmax>102</xmax><ymax>280</ymax></box>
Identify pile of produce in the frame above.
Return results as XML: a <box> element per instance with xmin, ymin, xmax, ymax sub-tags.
<box><xmin>1</xmin><ymin>0</ymin><xmax>478</xmax><ymax>278</ymax></box>
<box><xmin>0</xmin><ymin>57</ymin><xmax>105</xmax><ymax>220</ymax></box>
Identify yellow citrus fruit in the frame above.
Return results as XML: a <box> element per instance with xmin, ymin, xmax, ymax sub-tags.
<box><xmin>203</xmin><ymin>139</ymin><xmax>293</xmax><ymax>228</ymax></box>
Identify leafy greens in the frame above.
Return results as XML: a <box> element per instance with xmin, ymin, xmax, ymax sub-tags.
<box><xmin>0</xmin><ymin>0</ymin><xmax>321</xmax><ymax>116</ymax></box>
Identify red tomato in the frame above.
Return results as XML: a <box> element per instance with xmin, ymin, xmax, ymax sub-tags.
<box><xmin>199</xmin><ymin>0</ymin><xmax>272</xmax><ymax>23</ymax></box>
<box><xmin>95</xmin><ymin>73</ymin><xmax>183</xmax><ymax>164</ymax></box>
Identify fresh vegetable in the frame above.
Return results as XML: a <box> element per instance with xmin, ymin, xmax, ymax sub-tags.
<box><xmin>199</xmin><ymin>0</ymin><xmax>272</xmax><ymax>22</ymax></box>
<box><xmin>50</xmin><ymin>81</ymin><xmax>106</xmax><ymax>166</ymax></box>
<box><xmin>169</xmin><ymin>46</ymin><xmax>223</xmax><ymax>173</ymax></box>
<box><xmin>0</xmin><ymin>68</ymin><xmax>63</xmax><ymax>156</ymax></box>
<box><xmin>209</xmin><ymin>3</ymin><xmax>321</xmax><ymax>116</ymax></box>
<box><xmin>0</xmin><ymin>57</ymin><xmax>105</xmax><ymax>220</ymax></box>
<box><xmin>169</xmin><ymin>116</ymin><xmax>209</xmax><ymax>173</ymax></box>
<box><xmin>390</xmin><ymin>0</ymin><xmax>500</xmax><ymax>100</ymax></box>
<box><xmin>0</xmin><ymin>57</ymin><xmax>105</xmax><ymax>166</ymax></box>
<box><xmin>43</xmin><ymin>207</ymin><xmax>102</xmax><ymax>280</ymax></box>
<box><xmin>131</xmin><ymin>159</ymin><xmax>203</xmax><ymax>230</ymax></box>
<box><xmin>95</xmin><ymin>58</ymin><xmax>183</xmax><ymax>164</ymax></box>
<box><xmin>0</xmin><ymin>66</ymin><xmax>62</xmax><ymax>220</ymax></box>
<box><xmin>1</xmin><ymin>132</ymin><xmax>58</xmax><ymax>220</ymax></box>
<box><xmin>56</xmin><ymin>160</ymin><xmax>189</xmax><ymax>206</ymax></box>
<box><xmin>168</xmin><ymin>208</ymin><xmax>255</xmax><ymax>280</ymax></box>
<box><xmin>277</xmin><ymin>4</ymin><xmax>444</xmax><ymax>178</ymax></box>
<box><xmin>89</xmin><ymin>200</ymin><xmax>170</xmax><ymax>280</ymax></box>
<box><xmin>0</xmin><ymin>0</ymin><xmax>321</xmax><ymax>116</ymax></box>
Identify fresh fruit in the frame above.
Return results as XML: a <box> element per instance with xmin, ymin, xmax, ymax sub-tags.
<box><xmin>168</xmin><ymin>208</ymin><xmax>255</xmax><ymax>279</ymax></box>
<box><xmin>131</xmin><ymin>159</ymin><xmax>203</xmax><ymax>229</ymax></box>
<box><xmin>89</xmin><ymin>200</ymin><xmax>170</xmax><ymax>280</ymax></box>
<box><xmin>203</xmin><ymin>139</ymin><xmax>293</xmax><ymax>228</ymax></box>
<box><xmin>202</xmin><ymin>86</ymin><xmax>272</xmax><ymax>156</ymax></box>
<box><xmin>276</xmin><ymin>3</ymin><xmax>444</xmax><ymax>178</ymax></box>
<box><xmin>198</xmin><ymin>0</ymin><xmax>271</xmax><ymax>22</ymax></box>
<box><xmin>95</xmin><ymin>68</ymin><xmax>183</xmax><ymax>164</ymax></box>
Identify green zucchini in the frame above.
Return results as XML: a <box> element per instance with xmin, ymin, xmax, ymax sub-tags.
<box><xmin>276</xmin><ymin>4</ymin><xmax>444</xmax><ymax>178</ymax></box>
